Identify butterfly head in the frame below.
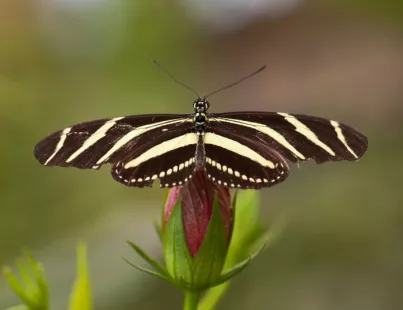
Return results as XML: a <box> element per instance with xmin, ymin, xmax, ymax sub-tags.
<box><xmin>193</xmin><ymin>97</ymin><xmax>210</xmax><ymax>113</ymax></box>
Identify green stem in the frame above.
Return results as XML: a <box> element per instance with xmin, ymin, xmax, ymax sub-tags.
<box><xmin>184</xmin><ymin>291</ymin><xmax>200</xmax><ymax>310</ymax></box>
<box><xmin>197</xmin><ymin>282</ymin><xmax>230</xmax><ymax>310</ymax></box>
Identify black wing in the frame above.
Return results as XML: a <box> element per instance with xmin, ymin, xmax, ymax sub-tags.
<box><xmin>203</xmin><ymin>132</ymin><xmax>289</xmax><ymax>190</ymax></box>
<box><xmin>34</xmin><ymin>114</ymin><xmax>196</xmax><ymax>188</ymax></box>
<box><xmin>111</xmin><ymin>133</ymin><xmax>198</xmax><ymax>188</ymax></box>
<box><xmin>210</xmin><ymin>111</ymin><xmax>368</xmax><ymax>164</ymax></box>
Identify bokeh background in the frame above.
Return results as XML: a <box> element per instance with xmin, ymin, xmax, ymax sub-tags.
<box><xmin>1</xmin><ymin>0</ymin><xmax>402</xmax><ymax>309</ymax></box>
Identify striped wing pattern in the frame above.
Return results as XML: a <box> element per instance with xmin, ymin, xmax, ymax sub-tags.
<box><xmin>34</xmin><ymin>114</ymin><xmax>189</xmax><ymax>168</ymax></box>
<box><xmin>211</xmin><ymin>112</ymin><xmax>367</xmax><ymax>163</ymax></box>
<box><xmin>111</xmin><ymin>136</ymin><xmax>197</xmax><ymax>188</ymax></box>
<box><xmin>204</xmin><ymin>112</ymin><xmax>367</xmax><ymax>189</ymax></box>
<box><xmin>34</xmin><ymin>111</ymin><xmax>368</xmax><ymax>190</ymax></box>
<box><xmin>34</xmin><ymin>114</ymin><xmax>196</xmax><ymax>188</ymax></box>
<box><xmin>204</xmin><ymin>139</ymin><xmax>289</xmax><ymax>189</ymax></box>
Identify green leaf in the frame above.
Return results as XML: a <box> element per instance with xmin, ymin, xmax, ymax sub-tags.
<box><xmin>197</xmin><ymin>231</ymin><xmax>270</xmax><ymax>310</ymax></box>
<box><xmin>16</xmin><ymin>258</ymin><xmax>34</xmax><ymax>291</ymax></box>
<box><xmin>68</xmin><ymin>242</ymin><xmax>92</xmax><ymax>310</ymax></box>
<box><xmin>153</xmin><ymin>219</ymin><xmax>163</xmax><ymax>243</ymax></box>
<box><xmin>211</xmin><ymin>232</ymin><xmax>268</xmax><ymax>287</ymax></box>
<box><xmin>122</xmin><ymin>257</ymin><xmax>174</xmax><ymax>284</ymax></box>
<box><xmin>231</xmin><ymin>189</ymin><xmax>238</xmax><ymax>207</ymax></box>
<box><xmin>198</xmin><ymin>193</ymin><xmax>286</xmax><ymax>310</ymax></box>
<box><xmin>126</xmin><ymin>240</ymin><xmax>168</xmax><ymax>276</ymax></box>
<box><xmin>3</xmin><ymin>251</ymin><xmax>49</xmax><ymax>310</ymax></box>
<box><xmin>162</xmin><ymin>188</ymin><xmax>170</xmax><ymax>207</ymax></box>
<box><xmin>25</xmin><ymin>252</ymin><xmax>48</xmax><ymax>305</ymax></box>
<box><xmin>225</xmin><ymin>190</ymin><xmax>263</xmax><ymax>267</ymax></box>
<box><xmin>163</xmin><ymin>194</ymin><xmax>193</xmax><ymax>284</ymax></box>
<box><xmin>211</xmin><ymin>257</ymin><xmax>251</xmax><ymax>287</ymax></box>
<box><xmin>3</xmin><ymin>267</ymin><xmax>36</xmax><ymax>308</ymax></box>
<box><xmin>230</xmin><ymin>190</ymin><xmax>261</xmax><ymax>247</ymax></box>
<box><xmin>191</xmin><ymin>196</ymin><xmax>228</xmax><ymax>289</ymax></box>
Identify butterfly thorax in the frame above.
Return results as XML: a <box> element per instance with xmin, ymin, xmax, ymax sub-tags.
<box><xmin>193</xmin><ymin>98</ymin><xmax>210</xmax><ymax>135</ymax></box>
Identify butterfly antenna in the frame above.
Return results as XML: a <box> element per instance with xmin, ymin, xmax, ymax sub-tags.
<box><xmin>152</xmin><ymin>59</ymin><xmax>200</xmax><ymax>97</ymax></box>
<box><xmin>206</xmin><ymin>65</ymin><xmax>267</xmax><ymax>98</ymax></box>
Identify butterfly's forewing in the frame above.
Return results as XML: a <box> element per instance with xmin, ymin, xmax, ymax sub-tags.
<box><xmin>211</xmin><ymin>112</ymin><xmax>368</xmax><ymax>164</ymax></box>
<box><xmin>34</xmin><ymin>114</ymin><xmax>190</xmax><ymax>170</ymax></box>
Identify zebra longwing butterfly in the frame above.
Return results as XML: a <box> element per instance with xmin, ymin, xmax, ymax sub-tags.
<box><xmin>34</xmin><ymin>66</ymin><xmax>368</xmax><ymax>190</ymax></box>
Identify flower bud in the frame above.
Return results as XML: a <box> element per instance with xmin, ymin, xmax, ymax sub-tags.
<box><xmin>126</xmin><ymin>171</ymin><xmax>273</xmax><ymax>296</ymax></box>
<box><xmin>162</xmin><ymin>170</ymin><xmax>233</xmax><ymax>289</ymax></box>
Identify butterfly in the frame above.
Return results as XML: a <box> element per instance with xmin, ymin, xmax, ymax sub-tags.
<box><xmin>34</xmin><ymin>64</ymin><xmax>368</xmax><ymax>190</ymax></box>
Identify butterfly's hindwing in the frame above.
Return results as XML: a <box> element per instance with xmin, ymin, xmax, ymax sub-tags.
<box><xmin>34</xmin><ymin>114</ymin><xmax>190</xmax><ymax>169</ymax></box>
<box><xmin>203</xmin><ymin>132</ymin><xmax>289</xmax><ymax>189</ymax></box>
<box><xmin>211</xmin><ymin>112</ymin><xmax>368</xmax><ymax>164</ymax></box>
<box><xmin>111</xmin><ymin>134</ymin><xmax>197</xmax><ymax>188</ymax></box>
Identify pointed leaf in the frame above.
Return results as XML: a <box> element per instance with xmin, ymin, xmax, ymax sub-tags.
<box><xmin>199</xmin><ymin>193</ymin><xmax>285</xmax><ymax>310</ymax></box>
<box><xmin>227</xmin><ymin>190</ymin><xmax>238</xmax><ymax>244</ymax></box>
<box><xmin>69</xmin><ymin>242</ymin><xmax>92</xmax><ymax>310</ymax></box>
<box><xmin>191</xmin><ymin>196</ymin><xmax>228</xmax><ymax>288</ymax></box>
<box><xmin>3</xmin><ymin>251</ymin><xmax>49</xmax><ymax>310</ymax></box>
<box><xmin>16</xmin><ymin>258</ymin><xmax>34</xmax><ymax>290</ymax></box>
<box><xmin>122</xmin><ymin>257</ymin><xmax>174</xmax><ymax>284</ymax></box>
<box><xmin>153</xmin><ymin>219</ymin><xmax>163</xmax><ymax>243</ymax></box>
<box><xmin>231</xmin><ymin>189</ymin><xmax>238</xmax><ymax>224</ymax></box>
<box><xmin>212</xmin><ymin>231</ymin><xmax>270</xmax><ymax>287</ymax></box>
<box><xmin>211</xmin><ymin>257</ymin><xmax>251</xmax><ymax>287</ymax></box>
<box><xmin>163</xmin><ymin>194</ymin><xmax>193</xmax><ymax>282</ymax></box>
<box><xmin>231</xmin><ymin>189</ymin><xmax>238</xmax><ymax>208</ymax></box>
<box><xmin>230</xmin><ymin>190</ymin><xmax>261</xmax><ymax>248</ymax></box>
<box><xmin>3</xmin><ymin>267</ymin><xmax>36</xmax><ymax>308</ymax></box>
<box><xmin>25</xmin><ymin>252</ymin><xmax>48</xmax><ymax>306</ymax></box>
<box><xmin>126</xmin><ymin>240</ymin><xmax>168</xmax><ymax>276</ymax></box>
<box><xmin>225</xmin><ymin>190</ymin><xmax>264</xmax><ymax>269</ymax></box>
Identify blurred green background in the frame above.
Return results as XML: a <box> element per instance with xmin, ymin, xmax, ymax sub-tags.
<box><xmin>1</xmin><ymin>0</ymin><xmax>402</xmax><ymax>309</ymax></box>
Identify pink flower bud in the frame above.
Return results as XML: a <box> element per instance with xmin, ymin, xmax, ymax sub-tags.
<box><xmin>163</xmin><ymin>170</ymin><xmax>232</xmax><ymax>257</ymax></box>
